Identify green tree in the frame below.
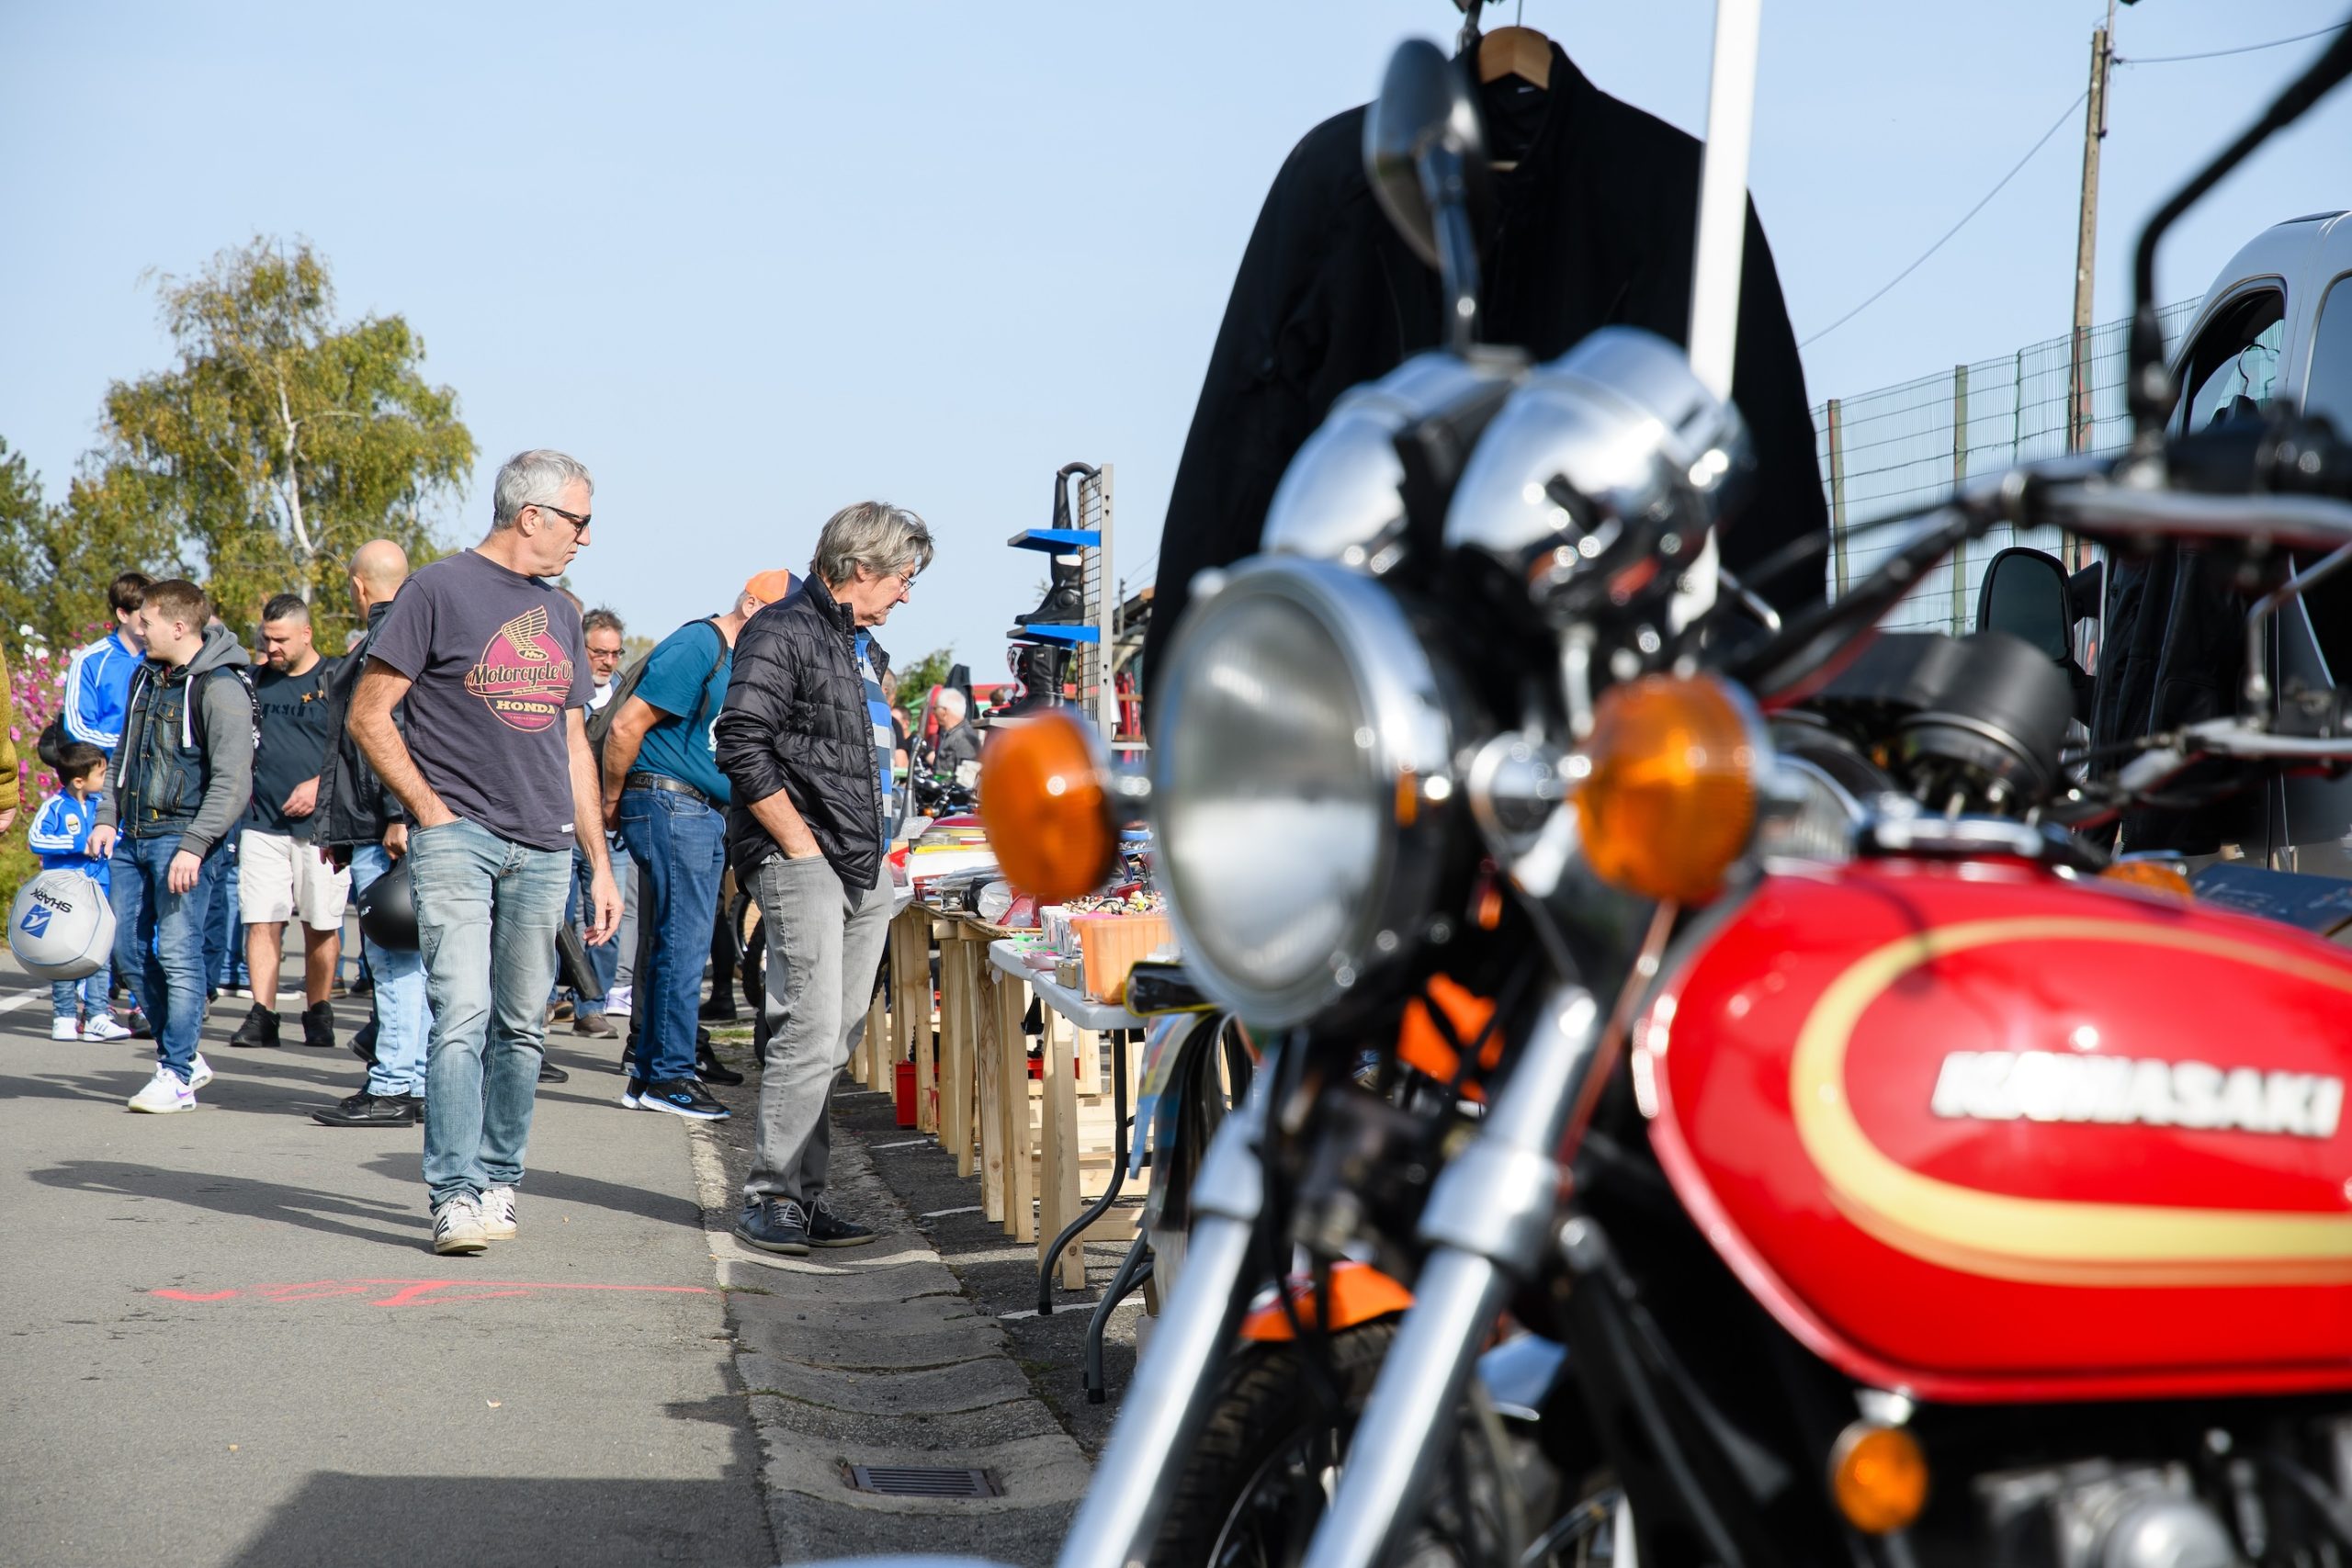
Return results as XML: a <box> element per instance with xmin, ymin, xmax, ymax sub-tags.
<box><xmin>89</xmin><ymin>236</ymin><xmax>472</xmax><ymax>646</ymax></box>
<box><xmin>897</xmin><ymin>647</ymin><xmax>956</xmax><ymax>704</ymax></box>
<box><xmin>0</xmin><ymin>439</ymin><xmax>181</xmax><ymax>661</ymax></box>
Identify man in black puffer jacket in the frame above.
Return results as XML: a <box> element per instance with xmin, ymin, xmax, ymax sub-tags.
<box><xmin>716</xmin><ymin>501</ymin><xmax>935</xmax><ymax>1257</ymax></box>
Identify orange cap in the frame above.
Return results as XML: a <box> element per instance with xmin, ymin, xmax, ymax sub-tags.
<box><xmin>743</xmin><ymin>570</ymin><xmax>797</xmax><ymax>605</ymax></box>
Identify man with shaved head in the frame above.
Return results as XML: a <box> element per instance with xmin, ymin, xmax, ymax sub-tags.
<box><xmin>310</xmin><ymin>539</ymin><xmax>435</xmax><ymax>1127</ymax></box>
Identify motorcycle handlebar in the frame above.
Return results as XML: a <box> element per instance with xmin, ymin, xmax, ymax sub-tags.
<box><xmin>1735</xmin><ymin>422</ymin><xmax>2352</xmax><ymax>704</ymax></box>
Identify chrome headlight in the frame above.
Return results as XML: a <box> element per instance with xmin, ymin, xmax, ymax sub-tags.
<box><xmin>1445</xmin><ymin>327</ymin><xmax>1751</xmax><ymax>623</ymax></box>
<box><xmin>1263</xmin><ymin>350</ymin><xmax>1523</xmax><ymax>573</ymax></box>
<box><xmin>1148</xmin><ymin>558</ymin><xmax>1462</xmax><ymax>1026</ymax></box>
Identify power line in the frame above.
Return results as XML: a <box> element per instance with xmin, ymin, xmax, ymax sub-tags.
<box><xmin>1800</xmin><ymin>89</ymin><xmax>2088</xmax><ymax>349</ymax></box>
<box><xmin>2116</xmin><ymin>22</ymin><xmax>2347</xmax><ymax>67</ymax></box>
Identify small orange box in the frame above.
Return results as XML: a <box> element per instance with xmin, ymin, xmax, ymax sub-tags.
<box><xmin>1071</xmin><ymin>913</ymin><xmax>1173</xmax><ymax>1005</ymax></box>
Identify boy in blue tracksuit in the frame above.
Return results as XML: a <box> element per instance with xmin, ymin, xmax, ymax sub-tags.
<box><xmin>27</xmin><ymin>741</ymin><xmax>130</xmax><ymax>1042</ymax></box>
<box><xmin>62</xmin><ymin>572</ymin><xmax>153</xmax><ymax>755</ymax></box>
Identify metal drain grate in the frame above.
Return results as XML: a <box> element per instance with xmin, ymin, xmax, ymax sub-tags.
<box><xmin>844</xmin><ymin>1465</ymin><xmax>1002</xmax><ymax>1499</ymax></box>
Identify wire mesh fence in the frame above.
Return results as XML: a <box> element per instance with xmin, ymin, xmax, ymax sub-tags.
<box><xmin>1811</xmin><ymin>298</ymin><xmax>2205</xmax><ymax>629</ymax></box>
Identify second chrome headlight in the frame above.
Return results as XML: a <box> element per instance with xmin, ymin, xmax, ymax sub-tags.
<box><xmin>1149</xmin><ymin>558</ymin><xmax>1462</xmax><ymax>1027</ymax></box>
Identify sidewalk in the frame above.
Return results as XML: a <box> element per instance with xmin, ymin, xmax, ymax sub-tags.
<box><xmin>0</xmin><ymin>959</ymin><xmax>770</xmax><ymax>1568</ymax></box>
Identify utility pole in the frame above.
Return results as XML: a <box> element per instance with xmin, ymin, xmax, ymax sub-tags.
<box><xmin>2064</xmin><ymin>0</ymin><xmax>2115</xmax><ymax>570</ymax></box>
<box><xmin>2067</xmin><ymin>4</ymin><xmax>2115</xmax><ymax>458</ymax></box>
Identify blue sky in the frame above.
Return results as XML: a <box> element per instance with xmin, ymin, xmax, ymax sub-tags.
<box><xmin>4</xmin><ymin>2</ymin><xmax>2346</xmax><ymax>669</ymax></box>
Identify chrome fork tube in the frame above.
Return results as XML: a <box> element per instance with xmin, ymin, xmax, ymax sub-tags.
<box><xmin>1055</xmin><ymin>1052</ymin><xmax>1275</xmax><ymax>1568</ymax></box>
<box><xmin>1300</xmin><ymin>987</ymin><xmax>1602</xmax><ymax>1568</ymax></box>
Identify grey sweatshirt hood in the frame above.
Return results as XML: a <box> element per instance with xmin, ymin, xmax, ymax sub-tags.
<box><xmin>120</xmin><ymin>622</ymin><xmax>256</xmax><ymax>855</ymax></box>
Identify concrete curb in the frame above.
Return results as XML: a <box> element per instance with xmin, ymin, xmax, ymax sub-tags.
<box><xmin>688</xmin><ymin>1091</ymin><xmax>1089</xmax><ymax>1564</ymax></box>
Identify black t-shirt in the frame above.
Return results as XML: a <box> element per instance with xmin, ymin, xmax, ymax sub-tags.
<box><xmin>249</xmin><ymin>657</ymin><xmax>339</xmax><ymax>839</ymax></box>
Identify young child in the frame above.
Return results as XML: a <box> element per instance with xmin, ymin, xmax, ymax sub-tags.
<box><xmin>27</xmin><ymin>741</ymin><xmax>130</xmax><ymax>1042</ymax></box>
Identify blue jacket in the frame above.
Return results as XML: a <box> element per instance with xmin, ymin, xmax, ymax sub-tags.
<box><xmin>27</xmin><ymin>790</ymin><xmax>111</xmax><ymax>892</ymax></box>
<box><xmin>62</xmin><ymin>630</ymin><xmax>142</xmax><ymax>753</ymax></box>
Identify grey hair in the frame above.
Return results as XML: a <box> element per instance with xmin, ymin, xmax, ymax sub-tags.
<box><xmin>582</xmin><ymin>607</ymin><xmax>625</xmax><ymax>637</ymax></box>
<box><xmin>812</xmin><ymin>501</ymin><xmax>934</xmax><ymax>588</ymax></box>
<box><xmin>492</xmin><ymin>448</ymin><xmax>595</xmax><ymax>528</ymax></box>
<box><xmin>935</xmin><ymin>687</ymin><xmax>968</xmax><ymax>720</ymax></box>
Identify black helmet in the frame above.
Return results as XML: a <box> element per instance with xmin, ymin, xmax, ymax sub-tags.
<box><xmin>356</xmin><ymin>856</ymin><xmax>420</xmax><ymax>952</ymax></box>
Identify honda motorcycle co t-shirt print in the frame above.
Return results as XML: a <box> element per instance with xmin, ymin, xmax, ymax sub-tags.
<box><xmin>368</xmin><ymin>548</ymin><xmax>591</xmax><ymax>852</ymax></box>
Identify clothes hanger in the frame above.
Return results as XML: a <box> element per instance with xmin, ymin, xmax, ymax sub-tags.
<box><xmin>1477</xmin><ymin>23</ymin><xmax>1552</xmax><ymax>91</ymax></box>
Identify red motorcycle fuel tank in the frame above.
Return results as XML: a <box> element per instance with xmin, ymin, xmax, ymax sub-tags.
<box><xmin>1641</xmin><ymin>858</ymin><xmax>2352</xmax><ymax>1403</ymax></box>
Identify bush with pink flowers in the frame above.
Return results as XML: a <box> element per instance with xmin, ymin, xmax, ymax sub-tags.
<box><xmin>3</xmin><ymin>624</ymin><xmax>102</xmax><ymax>903</ymax></box>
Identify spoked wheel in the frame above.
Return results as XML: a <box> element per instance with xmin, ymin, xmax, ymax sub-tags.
<box><xmin>1147</xmin><ymin>1323</ymin><xmax>1396</xmax><ymax>1568</ymax></box>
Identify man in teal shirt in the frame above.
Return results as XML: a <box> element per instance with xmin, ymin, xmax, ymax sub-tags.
<box><xmin>598</xmin><ymin>571</ymin><xmax>788</xmax><ymax>1119</ymax></box>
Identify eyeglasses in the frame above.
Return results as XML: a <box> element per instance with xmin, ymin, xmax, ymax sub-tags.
<box><xmin>532</xmin><ymin>502</ymin><xmax>592</xmax><ymax>536</ymax></box>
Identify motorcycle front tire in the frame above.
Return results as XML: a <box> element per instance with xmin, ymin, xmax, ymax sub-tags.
<box><xmin>1146</xmin><ymin>1320</ymin><xmax>1396</xmax><ymax>1568</ymax></box>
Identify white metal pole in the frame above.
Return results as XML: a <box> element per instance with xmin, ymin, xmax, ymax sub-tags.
<box><xmin>1672</xmin><ymin>0</ymin><xmax>1762</xmax><ymax>626</ymax></box>
<box><xmin>1689</xmin><ymin>0</ymin><xmax>1762</xmax><ymax>401</ymax></box>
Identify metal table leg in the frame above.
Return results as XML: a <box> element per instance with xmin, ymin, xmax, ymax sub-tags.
<box><xmin>1083</xmin><ymin>1234</ymin><xmax>1155</xmax><ymax>1404</ymax></box>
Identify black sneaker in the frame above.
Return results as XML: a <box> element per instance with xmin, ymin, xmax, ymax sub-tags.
<box><xmin>311</xmin><ymin>1089</ymin><xmax>419</xmax><ymax>1128</ymax></box>
<box><xmin>349</xmin><ymin>1017</ymin><xmax>379</xmax><ymax>1066</ymax></box>
<box><xmin>698</xmin><ymin>996</ymin><xmax>739</xmax><ymax>1022</ymax></box>
<box><xmin>301</xmin><ymin>1000</ymin><xmax>335</xmax><ymax>1050</ymax></box>
<box><xmin>629</xmin><ymin>1077</ymin><xmax>729</xmax><ymax>1120</ymax></box>
<box><xmin>806</xmin><ymin>1204</ymin><xmax>878</xmax><ymax>1248</ymax></box>
<box><xmin>228</xmin><ymin>1004</ymin><xmax>281</xmax><ymax>1049</ymax></box>
<box><xmin>695</xmin><ymin>1044</ymin><xmax>745</xmax><ymax>1086</ymax></box>
<box><xmin>537</xmin><ymin>1061</ymin><xmax>570</xmax><ymax>1085</ymax></box>
<box><xmin>733</xmin><ymin>1198</ymin><xmax>808</xmax><ymax>1256</ymax></box>
<box><xmin>124</xmin><ymin>1009</ymin><xmax>153</xmax><ymax>1041</ymax></box>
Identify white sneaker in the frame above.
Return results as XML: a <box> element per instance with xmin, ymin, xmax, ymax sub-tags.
<box><xmin>187</xmin><ymin>1054</ymin><xmax>214</xmax><ymax>1092</ymax></box>
<box><xmin>432</xmin><ymin>1195</ymin><xmax>489</xmax><ymax>1256</ymax></box>
<box><xmin>479</xmin><ymin>1186</ymin><xmax>518</xmax><ymax>1241</ymax></box>
<box><xmin>605</xmin><ymin>984</ymin><xmax>632</xmax><ymax>1017</ymax></box>
<box><xmin>82</xmin><ymin>1016</ymin><xmax>133</xmax><ymax>1043</ymax></box>
<box><xmin>127</xmin><ymin>1067</ymin><xmax>196</xmax><ymax>1114</ymax></box>
<box><xmin>51</xmin><ymin>1017</ymin><xmax>81</xmax><ymax>1041</ymax></box>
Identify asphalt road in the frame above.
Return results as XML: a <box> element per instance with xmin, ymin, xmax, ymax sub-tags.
<box><xmin>0</xmin><ymin>955</ymin><xmax>775</xmax><ymax>1568</ymax></box>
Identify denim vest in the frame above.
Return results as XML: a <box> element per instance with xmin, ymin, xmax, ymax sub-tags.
<box><xmin>118</xmin><ymin>667</ymin><xmax>213</xmax><ymax>838</ymax></box>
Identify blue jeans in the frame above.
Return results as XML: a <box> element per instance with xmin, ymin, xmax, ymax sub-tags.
<box><xmin>111</xmin><ymin>834</ymin><xmax>209</xmax><ymax>1082</ymax></box>
<box><xmin>554</xmin><ymin>841</ymin><xmax>627</xmax><ymax>1016</ymax></box>
<box><xmin>51</xmin><ymin>964</ymin><xmax>113</xmax><ymax>1021</ymax></box>
<box><xmin>202</xmin><ymin>840</ymin><xmax>246</xmax><ymax>991</ymax></box>
<box><xmin>351</xmin><ymin>843</ymin><xmax>434</xmax><ymax>1098</ymax></box>
<box><xmin>408</xmin><ymin>818</ymin><xmax>571</xmax><ymax>1206</ymax></box>
<box><xmin>617</xmin><ymin>788</ymin><xmax>725</xmax><ymax>1084</ymax></box>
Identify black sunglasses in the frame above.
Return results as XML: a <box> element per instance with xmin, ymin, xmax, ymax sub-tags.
<box><xmin>532</xmin><ymin>502</ymin><xmax>592</xmax><ymax>535</ymax></box>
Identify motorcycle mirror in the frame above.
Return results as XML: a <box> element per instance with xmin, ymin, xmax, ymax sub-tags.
<box><xmin>1976</xmin><ymin>547</ymin><xmax>2073</xmax><ymax>665</ymax></box>
<box><xmin>1364</xmin><ymin>38</ymin><xmax>1492</xmax><ymax>354</ymax></box>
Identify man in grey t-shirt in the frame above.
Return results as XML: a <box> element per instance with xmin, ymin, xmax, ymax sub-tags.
<box><xmin>350</xmin><ymin>448</ymin><xmax>622</xmax><ymax>1258</ymax></box>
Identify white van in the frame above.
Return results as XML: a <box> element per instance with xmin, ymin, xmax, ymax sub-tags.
<box><xmin>1990</xmin><ymin>211</ymin><xmax>2352</xmax><ymax>869</ymax></box>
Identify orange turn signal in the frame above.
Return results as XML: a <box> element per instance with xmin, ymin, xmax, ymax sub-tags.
<box><xmin>978</xmin><ymin>711</ymin><xmax>1116</xmax><ymax>902</ymax></box>
<box><xmin>2101</xmin><ymin>859</ymin><xmax>2193</xmax><ymax>900</ymax></box>
<box><xmin>1575</xmin><ymin>675</ymin><xmax>1759</xmax><ymax>904</ymax></box>
<box><xmin>1829</xmin><ymin>1422</ymin><xmax>1928</xmax><ymax>1536</ymax></box>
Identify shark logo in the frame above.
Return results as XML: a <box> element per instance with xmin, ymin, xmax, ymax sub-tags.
<box><xmin>464</xmin><ymin>604</ymin><xmax>576</xmax><ymax>732</ymax></box>
<box><xmin>20</xmin><ymin>906</ymin><xmax>53</xmax><ymax>938</ymax></box>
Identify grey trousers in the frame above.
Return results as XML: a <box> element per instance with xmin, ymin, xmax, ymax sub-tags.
<box><xmin>744</xmin><ymin>852</ymin><xmax>893</xmax><ymax>1208</ymax></box>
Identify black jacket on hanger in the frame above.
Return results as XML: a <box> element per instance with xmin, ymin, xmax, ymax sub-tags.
<box><xmin>1143</xmin><ymin>43</ymin><xmax>1827</xmax><ymax>707</ymax></box>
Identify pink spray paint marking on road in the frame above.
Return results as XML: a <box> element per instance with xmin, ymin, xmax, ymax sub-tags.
<box><xmin>150</xmin><ymin>1279</ymin><xmax>713</xmax><ymax>1309</ymax></box>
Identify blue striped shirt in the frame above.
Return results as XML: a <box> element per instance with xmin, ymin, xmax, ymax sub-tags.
<box><xmin>856</xmin><ymin>632</ymin><xmax>894</xmax><ymax>839</ymax></box>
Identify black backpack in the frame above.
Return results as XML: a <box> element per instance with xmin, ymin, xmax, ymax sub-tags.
<box><xmin>585</xmin><ymin>618</ymin><xmax>727</xmax><ymax>766</ymax></box>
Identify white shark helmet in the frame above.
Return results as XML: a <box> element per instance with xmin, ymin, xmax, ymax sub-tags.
<box><xmin>9</xmin><ymin>869</ymin><xmax>116</xmax><ymax>982</ymax></box>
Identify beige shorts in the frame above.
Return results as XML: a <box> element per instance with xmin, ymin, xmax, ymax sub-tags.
<box><xmin>238</xmin><ymin>829</ymin><xmax>352</xmax><ymax>931</ymax></box>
